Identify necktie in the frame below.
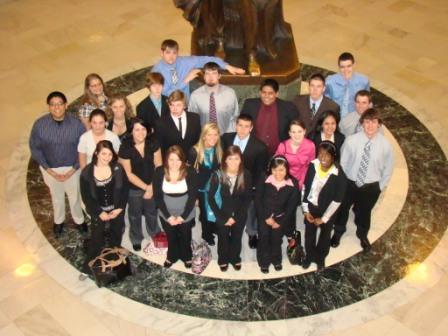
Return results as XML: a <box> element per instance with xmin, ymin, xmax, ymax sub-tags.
<box><xmin>311</xmin><ymin>102</ymin><xmax>316</xmax><ymax>115</ymax></box>
<box><xmin>171</xmin><ymin>68</ymin><xmax>178</xmax><ymax>85</ymax></box>
<box><xmin>355</xmin><ymin>140</ymin><xmax>372</xmax><ymax>187</ymax></box>
<box><xmin>342</xmin><ymin>83</ymin><xmax>350</xmax><ymax>115</ymax></box>
<box><xmin>209</xmin><ymin>92</ymin><xmax>217</xmax><ymax>123</ymax></box>
<box><xmin>178</xmin><ymin>117</ymin><xmax>183</xmax><ymax>138</ymax></box>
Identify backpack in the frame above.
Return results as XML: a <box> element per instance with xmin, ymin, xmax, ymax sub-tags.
<box><xmin>287</xmin><ymin>230</ymin><xmax>305</xmax><ymax>266</ymax></box>
<box><xmin>191</xmin><ymin>239</ymin><xmax>212</xmax><ymax>274</ymax></box>
<box><xmin>203</xmin><ymin>171</ymin><xmax>222</xmax><ymax>222</ymax></box>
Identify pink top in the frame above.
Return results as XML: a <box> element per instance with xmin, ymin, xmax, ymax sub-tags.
<box><xmin>275</xmin><ymin>138</ymin><xmax>316</xmax><ymax>189</ymax></box>
<box><xmin>265</xmin><ymin>175</ymin><xmax>294</xmax><ymax>190</ymax></box>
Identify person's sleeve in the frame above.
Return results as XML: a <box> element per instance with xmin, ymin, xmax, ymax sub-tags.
<box><xmin>339</xmin><ymin>140</ymin><xmax>352</xmax><ymax>176</ymax></box>
<box><xmin>112</xmin><ymin>135</ymin><xmax>121</xmax><ymax>153</ymax></box>
<box><xmin>80</xmin><ymin>172</ymin><xmax>102</xmax><ymax>217</ymax></box>
<box><xmin>187</xmin><ymin>148</ymin><xmax>197</xmax><ymax>167</ymax></box>
<box><xmin>208</xmin><ymin>172</ymin><xmax>231</xmax><ymax>222</ymax></box>
<box><xmin>234</xmin><ymin>172</ymin><xmax>252</xmax><ymax>220</ymax></box>
<box><xmin>324</xmin><ymin>77</ymin><xmax>333</xmax><ymax>99</ymax></box>
<box><xmin>379</xmin><ymin>142</ymin><xmax>394</xmax><ymax>190</ymax></box>
<box><xmin>188</xmin><ymin>94</ymin><xmax>199</xmax><ymax>113</ymax></box>
<box><xmin>181</xmin><ymin>169</ymin><xmax>199</xmax><ymax>219</ymax></box>
<box><xmin>301</xmin><ymin>167</ymin><xmax>313</xmax><ymax>213</ymax></box>
<box><xmin>29</xmin><ymin>122</ymin><xmax>49</xmax><ymax>169</ymax></box>
<box><xmin>152</xmin><ymin>168</ymin><xmax>171</xmax><ymax>218</ymax></box>
<box><xmin>117</xmin><ymin>166</ymin><xmax>129</xmax><ymax>210</ymax></box>
<box><xmin>73</xmin><ymin>121</ymin><xmax>86</xmax><ymax>169</ymax></box>
<box><xmin>253</xmin><ymin>146</ymin><xmax>269</xmax><ymax>186</ymax></box>
<box><xmin>254</xmin><ymin>178</ymin><xmax>267</xmax><ymax>220</ymax></box>
<box><xmin>275</xmin><ymin>142</ymin><xmax>286</xmax><ymax>156</ymax></box>
<box><xmin>227</xmin><ymin>94</ymin><xmax>239</xmax><ymax>133</ymax></box>
<box><xmin>285</xmin><ymin>185</ymin><xmax>300</xmax><ymax>223</ymax></box>
<box><xmin>322</xmin><ymin>172</ymin><xmax>347</xmax><ymax>223</ymax></box>
<box><xmin>77</xmin><ymin>134</ymin><xmax>86</xmax><ymax>154</ymax></box>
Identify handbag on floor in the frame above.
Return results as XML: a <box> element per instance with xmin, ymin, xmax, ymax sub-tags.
<box><xmin>287</xmin><ymin>230</ymin><xmax>305</xmax><ymax>266</ymax></box>
<box><xmin>88</xmin><ymin>247</ymin><xmax>132</xmax><ymax>287</ymax></box>
<box><xmin>153</xmin><ymin>232</ymin><xmax>168</xmax><ymax>248</ymax></box>
<box><xmin>191</xmin><ymin>240</ymin><xmax>212</xmax><ymax>274</ymax></box>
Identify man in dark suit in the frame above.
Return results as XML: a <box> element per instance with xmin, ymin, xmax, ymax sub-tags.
<box><xmin>293</xmin><ymin>73</ymin><xmax>340</xmax><ymax>135</ymax></box>
<box><xmin>222</xmin><ymin>114</ymin><xmax>269</xmax><ymax>249</ymax></box>
<box><xmin>155</xmin><ymin>90</ymin><xmax>201</xmax><ymax>157</ymax></box>
<box><xmin>240</xmin><ymin>78</ymin><xmax>298</xmax><ymax>156</ymax></box>
<box><xmin>136</xmin><ymin>72</ymin><xmax>170</xmax><ymax>133</ymax></box>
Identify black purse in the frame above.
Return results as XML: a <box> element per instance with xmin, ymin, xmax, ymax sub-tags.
<box><xmin>88</xmin><ymin>247</ymin><xmax>132</xmax><ymax>287</ymax></box>
<box><xmin>287</xmin><ymin>230</ymin><xmax>305</xmax><ymax>266</ymax></box>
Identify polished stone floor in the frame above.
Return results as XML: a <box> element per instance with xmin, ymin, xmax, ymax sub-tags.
<box><xmin>1</xmin><ymin>0</ymin><xmax>448</xmax><ymax>335</ymax></box>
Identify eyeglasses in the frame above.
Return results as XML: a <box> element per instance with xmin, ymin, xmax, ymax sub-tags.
<box><xmin>49</xmin><ymin>102</ymin><xmax>65</xmax><ymax>107</ymax></box>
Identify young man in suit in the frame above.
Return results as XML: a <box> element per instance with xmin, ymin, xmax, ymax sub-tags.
<box><xmin>222</xmin><ymin>114</ymin><xmax>269</xmax><ymax>249</ymax></box>
<box><xmin>325</xmin><ymin>52</ymin><xmax>370</xmax><ymax>118</ymax></box>
<box><xmin>293</xmin><ymin>73</ymin><xmax>340</xmax><ymax>135</ymax></box>
<box><xmin>136</xmin><ymin>72</ymin><xmax>170</xmax><ymax>132</ymax></box>
<box><xmin>240</xmin><ymin>78</ymin><xmax>298</xmax><ymax>156</ymax></box>
<box><xmin>154</xmin><ymin>90</ymin><xmax>201</xmax><ymax>157</ymax></box>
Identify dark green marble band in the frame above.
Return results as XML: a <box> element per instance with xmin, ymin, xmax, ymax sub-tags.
<box><xmin>27</xmin><ymin>64</ymin><xmax>448</xmax><ymax>321</ymax></box>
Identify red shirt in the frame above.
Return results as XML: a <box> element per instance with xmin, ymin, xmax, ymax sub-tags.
<box><xmin>255</xmin><ymin>103</ymin><xmax>280</xmax><ymax>155</ymax></box>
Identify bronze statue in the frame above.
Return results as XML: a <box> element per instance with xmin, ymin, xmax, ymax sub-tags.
<box><xmin>174</xmin><ymin>0</ymin><xmax>292</xmax><ymax>60</ymax></box>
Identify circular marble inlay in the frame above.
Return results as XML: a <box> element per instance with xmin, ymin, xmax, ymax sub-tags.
<box><xmin>26</xmin><ymin>64</ymin><xmax>448</xmax><ymax>321</ymax></box>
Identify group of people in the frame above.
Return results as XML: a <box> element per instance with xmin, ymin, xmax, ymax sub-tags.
<box><xmin>29</xmin><ymin>39</ymin><xmax>393</xmax><ymax>276</ymax></box>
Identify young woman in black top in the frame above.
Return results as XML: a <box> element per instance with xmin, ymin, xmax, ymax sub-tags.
<box><xmin>119</xmin><ymin>118</ymin><xmax>163</xmax><ymax>251</ymax></box>
<box><xmin>208</xmin><ymin>146</ymin><xmax>252</xmax><ymax>271</ymax></box>
<box><xmin>153</xmin><ymin>145</ymin><xmax>198</xmax><ymax>269</ymax></box>
<box><xmin>308</xmin><ymin>110</ymin><xmax>345</xmax><ymax>160</ymax></box>
<box><xmin>188</xmin><ymin>122</ymin><xmax>222</xmax><ymax>246</ymax></box>
<box><xmin>255</xmin><ymin>156</ymin><xmax>300</xmax><ymax>273</ymax></box>
<box><xmin>301</xmin><ymin>141</ymin><xmax>347</xmax><ymax>271</ymax></box>
<box><xmin>80</xmin><ymin>140</ymin><xmax>129</xmax><ymax>275</ymax></box>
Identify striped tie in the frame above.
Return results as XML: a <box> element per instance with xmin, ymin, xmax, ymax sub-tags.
<box><xmin>171</xmin><ymin>68</ymin><xmax>178</xmax><ymax>85</ymax></box>
<box><xmin>209</xmin><ymin>92</ymin><xmax>217</xmax><ymax>123</ymax></box>
<box><xmin>355</xmin><ymin>140</ymin><xmax>372</xmax><ymax>187</ymax></box>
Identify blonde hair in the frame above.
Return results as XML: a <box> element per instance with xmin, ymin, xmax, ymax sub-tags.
<box><xmin>192</xmin><ymin>123</ymin><xmax>222</xmax><ymax>170</ymax></box>
<box><xmin>105</xmin><ymin>93</ymin><xmax>134</xmax><ymax>120</ymax></box>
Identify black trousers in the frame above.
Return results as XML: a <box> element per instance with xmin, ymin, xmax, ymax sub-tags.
<box><xmin>257</xmin><ymin>218</ymin><xmax>285</xmax><ymax>268</ymax></box>
<box><xmin>334</xmin><ymin>180</ymin><xmax>381</xmax><ymax>240</ymax></box>
<box><xmin>160</xmin><ymin>217</ymin><xmax>194</xmax><ymax>263</ymax></box>
<box><xmin>83</xmin><ymin>213</ymin><xmax>125</xmax><ymax>274</ymax></box>
<box><xmin>198</xmin><ymin>191</ymin><xmax>216</xmax><ymax>241</ymax></box>
<box><xmin>216</xmin><ymin>218</ymin><xmax>246</xmax><ymax>265</ymax></box>
<box><xmin>304</xmin><ymin>207</ymin><xmax>334</xmax><ymax>266</ymax></box>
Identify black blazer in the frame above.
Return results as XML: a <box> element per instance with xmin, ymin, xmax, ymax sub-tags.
<box><xmin>255</xmin><ymin>173</ymin><xmax>300</xmax><ymax>225</ymax></box>
<box><xmin>308</xmin><ymin>130</ymin><xmax>345</xmax><ymax>160</ymax></box>
<box><xmin>221</xmin><ymin>132</ymin><xmax>268</xmax><ymax>187</ymax></box>
<box><xmin>136</xmin><ymin>95</ymin><xmax>170</xmax><ymax>132</ymax></box>
<box><xmin>208</xmin><ymin>169</ymin><xmax>252</xmax><ymax>224</ymax></box>
<box><xmin>240</xmin><ymin>98</ymin><xmax>298</xmax><ymax>142</ymax></box>
<box><xmin>293</xmin><ymin>95</ymin><xmax>340</xmax><ymax>135</ymax></box>
<box><xmin>187</xmin><ymin>147</ymin><xmax>220</xmax><ymax>190</ymax></box>
<box><xmin>80</xmin><ymin>162</ymin><xmax>129</xmax><ymax>218</ymax></box>
<box><xmin>154</xmin><ymin>112</ymin><xmax>201</xmax><ymax>157</ymax></box>
<box><xmin>152</xmin><ymin>166</ymin><xmax>198</xmax><ymax>220</ymax></box>
<box><xmin>302</xmin><ymin>162</ymin><xmax>347</xmax><ymax>218</ymax></box>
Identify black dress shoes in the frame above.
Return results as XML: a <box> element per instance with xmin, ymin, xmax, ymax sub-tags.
<box><xmin>163</xmin><ymin>260</ymin><xmax>173</xmax><ymax>268</ymax></box>
<box><xmin>248</xmin><ymin>235</ymin><xmax>258</xmax><ymax>249</ymax></box>
<box><xmin>330</xmin><ymin>234</ymin><xmax>341</xmax><ymax>248</ymax></box>
<box><xmin>260</xmin><ymin>267</ymin><xmax>269</xmax><ymax>274</ymax></box>
<box><xmin>219</xmin><ymin>264</ymin><xmax>229</xmax><ymax>272</ymax></box>
<box><xmin>302</xmin><ymin>258</ymin><xmax>312</xmax><ymax>270</ymax></box>
<box><xmin>274</xmin><ymin>264</ymin><xmax>283</xmax><ymax>271</ymax></box>
<box><xmin>360</xmin><ymin>238</ymin><xmax>371</xmax><ymax>252</ymax></box>
<box><xmin>232</xmin><ymin>263</ymin><xmax>242</xmax><ymax>271</ymax></box>
<box><xmin>53</xmin><ymin>223</ymin><xmax>64</xmax><ymax>238</ymax></box>
<box><xmin>78</xmin><ymin>222</ymin><xmax>88</xmax><ymax>234</ymax></box>
<box><xmin>132</xmin><ymin>243</ymin><xmax>141</xmax><ymax>252</ymax></box>
<box><xmin>184</xmin><ymin>261</ymin><xmax>192</xmax><ymax>269</ymax></box>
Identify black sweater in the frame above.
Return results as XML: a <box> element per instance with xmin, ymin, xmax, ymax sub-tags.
<box><xmin>152</xmin><ymin>166</ymin><xmax>198</xmax><ymax>220</ymax></box>
<box><xmin>255</xmin><ymin>174</ymin><xmax>300</xmax><ymax>224</ymax></box>
<box><xmin>187</xmin><ymin>147</ymin><xmax>220</xmax><ymax>190</ymax></box>
<box><xmin>208</xmin><ymin>169</ymin><xmax>252</xmax><ymax>223</ymax></box>
<box><xmin>80</xmin><ymin>162</ymin><xmax>129</xmax><ymax>218</ymax></box>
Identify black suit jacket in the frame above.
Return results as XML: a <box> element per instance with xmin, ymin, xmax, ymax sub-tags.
<box><xmin>240</xmin><ymin>98</ymin><xmax>298</xmax><ymax>142</ymax></box>
<box><xmin>309</xmin><ymin>130</ymin><xmax>345</xmax><ymax>161</ymax></box>
<box><xmin>155</xmin><ymin>112</ymin><xmax>201</xmax><ymax>157</ymax></box>
<box><xmin>136</xmin><ymin>95</ymin><xmax>170</xmax><ymax>132</ymax></box>
<box><xmin>293</xmin><ymin>95</ymin><xmax>340</xmax><ymax>135</ymax></box>
<box><xmin>221</xmin><ymin>132</ymin><xmax>268</xmax><ymax>187</ymax></box>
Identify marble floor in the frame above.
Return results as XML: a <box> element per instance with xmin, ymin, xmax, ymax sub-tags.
<box><xmin>1</xmin><ymin>0</ymin><xmax>448</xmax><ymax>335</ymax></box>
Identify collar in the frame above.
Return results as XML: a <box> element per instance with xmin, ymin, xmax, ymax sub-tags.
<box><xmin>310</xmin><ymin>95</ymin><xmax>323</xmax><ymax>105</ymax></box>
<box><xmin>265</xmin><ymin>175</ymin><xmax>294</xmax><ymax>189</ymax></box>
<box><xmin>311</xmin><ymin>158</ymin><xmax>339</xmax><ymax>176</ymax></box>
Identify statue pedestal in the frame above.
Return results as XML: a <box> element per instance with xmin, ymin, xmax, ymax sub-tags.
<box><xmin>191</xmin><ymin>23</ymin><xmax>301</xmax><ymax>101</ymax></box>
